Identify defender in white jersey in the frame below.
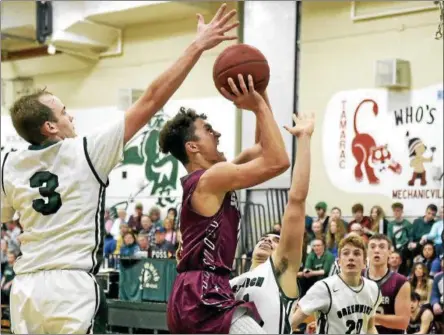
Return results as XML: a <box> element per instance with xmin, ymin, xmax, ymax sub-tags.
<box><xmin>0</xmin><ymin>6</ymin><xmax>238</xmax><ymax>333</ymax></box>
<box><xmin>291</xmin><ymin>235</ymin><xmax>382</xmax><ymax>334</ymax></box>
<box><xmin>230</xmin><ymin>112</ymin><xmax>314</xmax><ymax>334</ymax></box>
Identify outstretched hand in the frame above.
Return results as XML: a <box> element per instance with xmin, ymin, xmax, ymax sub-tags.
<box><xmin>194</xmin><ymin>3</ymin><xmax>239</xmax><ymax>51</ymax></box>
<box><xmin>220</xmin><ymin>74</ymin><xmax>266</xmax><ymax>111</ymax></box>
<box><xmin>284</xmin><ymin>113</ymin><xmax>315</xmax><ymax>137</ymax></box>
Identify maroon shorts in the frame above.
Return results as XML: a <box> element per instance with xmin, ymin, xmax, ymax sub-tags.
<box><xmin>167</xmin><ymin>271</ymin><xmax>262</xmax><ymax>334</ymax></box>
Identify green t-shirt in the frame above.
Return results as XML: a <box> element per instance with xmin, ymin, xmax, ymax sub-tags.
<box><xmin>387</xmin><ymin>219</ymin><xmax>411</xmax><ymax>249</ymax></box>
<box><xmin>2</xmin><ymin>264</ymin><xmax>15</xmax><ymax>287</ymax></box>
<box><xmin>411</xmin><ymin>217</ymin><xmax>435</xmax><ymax>242</ymax></box>
<box><xmin>304</xmin><ymin>250</ymin><xmax>335</xmax><ymax>277</ymax></box>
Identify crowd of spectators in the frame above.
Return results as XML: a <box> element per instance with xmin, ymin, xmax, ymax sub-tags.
<box><xmin>103</xmin><ymin>203</ymin><xmax>181</xmax><ymax>262</ymax></box>
<box><xmin>1</xmin><ymin>199</ymin><xmax>443</xmax><ymax>333</ymax></box>
<box><xmin>281</xmin><ymin>201</ymin><xmax>443</xmax><ymax>334</ymax></box>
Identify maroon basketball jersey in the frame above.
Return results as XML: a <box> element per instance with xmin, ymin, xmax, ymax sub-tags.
<box><xmin>177</xmin><ymin>169</ymin><xmax>241</xmax><ymax>273</ymax></box>
<box><xmin>167</xmin><ymin>169</ymin><xmax>261</xmax><ymax>334</ymax></box>
<box><xmin>364</xmin><ymin>269</ymin><xmax>408</xmax><ymax>334</ymax></box>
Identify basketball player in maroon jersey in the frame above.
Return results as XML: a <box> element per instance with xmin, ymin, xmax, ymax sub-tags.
<box><xmin>159</xmin><ymin>73</ymin><xmax>290</xmax><ymax>333</ymax></box>
<box><xmin>364</xmin><ymin>233</ymin><xmax>411</xmax><ymax>334</ymax></box>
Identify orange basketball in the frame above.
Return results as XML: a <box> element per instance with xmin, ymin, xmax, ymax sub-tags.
<box><xmin>213</xmin><ymin>44</ymin><xmax>270</xmax><ymax>95</ymax></box>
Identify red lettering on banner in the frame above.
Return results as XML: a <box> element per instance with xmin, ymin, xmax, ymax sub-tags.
<box><xmin>339</xmin><ymin>100</ymin><xmax>347</xmax><ymax>169</ymax></box>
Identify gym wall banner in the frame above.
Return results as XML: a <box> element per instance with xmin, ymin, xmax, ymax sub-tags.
<box><xmin>322</xmin><ymin>83</ymin><xmax>444</xmax><ymax>216</ymax></box>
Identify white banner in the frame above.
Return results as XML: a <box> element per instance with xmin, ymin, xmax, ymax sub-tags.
<box><xmin>323</xmin><ymin>83</ymin><xmax>444</xmax><ymax>216</ymax></box>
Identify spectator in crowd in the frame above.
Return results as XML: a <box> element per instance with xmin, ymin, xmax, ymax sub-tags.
<box><xmin>139</xmin><ymin>215</ymin><xmax>156</xmax><ymax>248</ymax></box>
<box><xmin>329</xmin><ymin>206</ymin><xmax>348</xmax><ymax>230</ymax></box>
<box><xmin>163</xmin><ymin>218</ymin><xmax>177</xmax><ymax>245</ymax></box>
<box><xmin>114</xmin><ymin>223</ymin><xmax>130</xmax><ymax>255</ymax></box>
<box><xmin>409</xmin><ymin>262</ymin><xmax>433</xmax><ymax>306</ymax></box>
<box><xmin>348</xmin><ymin>203</ymin><xmax>371</xmax><ymax>232</ymax></box>
<box><xmin>305</xmin><ymin>215</ymin><xmax>313</xmax><ymax>236</ymax></box>
<box><xmin>6</xmin><ymin>219</ymin><xmax>21</xmax><ymax>241</ymax></box>
<box><xmin>148</xmin><ymin>206</ymin><xmax>162</xmax><ymax>228</ymax></box>
<box><xmin>1</xmin><ymin>223</ymin><xmax>20</xmax><ymax>256</ymax></box>
<box><xmin>409</xmin><ymin>204</ymin><xmax>438</xmax><ymax>257</ymax></box>
<box><xmin>151</xmin><ymin>227</ymin><xmax>175</xmax><ymax>259</ymax></box>
<box><xmin>127</xmin><ymin>202</ymin><xmax>143</xmax><ymax>233</ymax></box>
<box><xmin>309</xmin><ymin>220</ymin><xmax>324</xmax><ymax>243</ymax></box>
<box><xmin>5</xmin><ymin>220</ymin><xmax>21</xmax><ymax>253</ymax></box>
<box><xmin>1</xmin><ymin>251</ymin><xmax>16</xmax><ymax>304</ymax></box>
<box><xmin>104</xmin><ymin>226</ymin><xmax>117</xmax><ymax>259</ymax></box>
<box><xmin>422</xmin><ymin>205</ymin><xmax>443</xmax><ymax>255</ymax></box>
<box><xmin>349</xmin><ymin>222</ymin><xmax>369</xmax><ymax>243</ymax></box>
<box><xmin>120</xmin><ymin>232</ymin><xmax>140</xmax><ymax>257</ymax></box>
<box><xmin>111</xmin><ymin>208</ymin><xmax>127</xmax><ymax>239</ymax></box>
<box><xmin>388</xmin><ymin>251</ymin><xmax>404</xmax><ymax>275</ymax></box>
<box><xmin>167</xmin><ymin>207</ymin><xmax>178</xmax><ymax>225</ymax></box>
<box><xmin>325</xmin><ymin>219</ymin><xmax>346</xmax><ymax>257</ymax></box>
<box><xmin>104</xmin><ymin>208</ymin><xmax>114</xmax><ymax>234</ymax></box>
<box><xmin>369</xmin><ymin>205</ymin><xmax>388</xmax><ymax>235</ymax></box>
<box><xmin>388</xmin><ymin>202</ymin><xmax>412</xmax><ymax>251</ymax></box>
<box><xmin>431</xmin><ymin>257</ymin><xmax>444</xmax><ymax>332</ymax></box>
<box><xmin>415</xmin><ymin>242</ymin><xmax>441</xmax><ymax>277</ymax></box>
<box><xmin>137</xmin><ymin>234</ymin><xmax>150</xmax><ymax>252</ymax></box>
<box><xmin>407</xmin><ymin>292</ymin><xmax>436</xmax><ymax>334</ymax></box>
<box><xmin>314</xmin><ymin>201</ymin><xmax>329</xmax><ymax>232</ymax></box>
<box><xmin>298</xmin><ymin>238</ymin><xmax>335</xmax><ymax>294</ymax></box>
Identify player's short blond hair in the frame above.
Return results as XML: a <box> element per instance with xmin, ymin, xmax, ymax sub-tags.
<box><xmin>338</xmin><ymin>234</ymin><xmax>367</xmax><ymax>260</ymax></box>
<box><xmin>10</xmin><ymin>88</ymin><xmax>57</xmax><ymax>145</ymax></box>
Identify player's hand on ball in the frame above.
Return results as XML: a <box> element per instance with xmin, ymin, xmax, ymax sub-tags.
<box><xmin>194</xmin><ymin>3</ymin><xmax>239</xmax><ymax>51</ymax></box>
<box><xmin>284</xmin><ymin>112</ymin><xmax>315</xmax><ymax>137</ymax></box>
<box><xmin>220</xmin><ymin>74</ymin><xmax>265</xmax><ymax>111</ymax></box>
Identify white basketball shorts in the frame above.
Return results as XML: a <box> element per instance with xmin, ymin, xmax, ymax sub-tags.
<box><xmin>10</xmin><ymin>270</ymin><xmax>107</xmax><ymax>334</ymax></box>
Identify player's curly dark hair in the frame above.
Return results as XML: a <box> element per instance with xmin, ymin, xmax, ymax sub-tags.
<box><xmin>158</xmin><ymin>107</ymin><xmax>207</xmax><ymax>165</ymax></box>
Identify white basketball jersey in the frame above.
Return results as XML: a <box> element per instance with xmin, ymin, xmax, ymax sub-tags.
<box><xmin>230</xmin><ymin>258</ymin><xmax>299</xmax><ymax>334</ymax></box>
<box><xmin>298</xmin><ymin>274</ymin><xmax>381</xmax><ymax>334</ymax></box>
<box><xmin>0</xmin><ymin>116</ymin><xmax>124</xmax><ymax>275</ymax></box>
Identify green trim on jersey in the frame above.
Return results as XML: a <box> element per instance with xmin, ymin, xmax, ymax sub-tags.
<box><xmin>2</xmin><ymin>152</ymin><xmax>10</xmax><ymax>195</ymax></box>
<box><xmin>28</xmin><ymin>141</ymin><xmax>59</xmax><ymax>151</ymax></box>
<box><xmin>269</xmin><ymin>256</ymin><xmax>300</xmax><ymax>334</ymax></box>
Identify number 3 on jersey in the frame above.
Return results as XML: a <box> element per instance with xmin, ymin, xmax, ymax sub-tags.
<box><xmin>30</xmin><ymin>171</ymin><xmax>62</xmax><ymax>215</ymax></box>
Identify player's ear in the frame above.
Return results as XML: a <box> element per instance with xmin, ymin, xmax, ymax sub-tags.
<box><xmin>185</xmin><ymin>141</ymin><xmax>199</xmax><ymax>154</ymax></box>
<box><xmin>40</xmin><ymin>121</ymin><xmax>58</xmax><ymax>136</ymax></box>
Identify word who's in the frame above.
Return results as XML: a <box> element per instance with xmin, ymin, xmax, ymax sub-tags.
<box><xmin>393</xmin><ymin>104</ymin><xmax>436</xmax><ymax>126</ymax></box>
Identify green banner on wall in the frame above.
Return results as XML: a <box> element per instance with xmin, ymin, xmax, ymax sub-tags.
<box><xmin>119</xmin><ymin>258</ymin><xmax>177</xmax><ymax>302</ymax></box>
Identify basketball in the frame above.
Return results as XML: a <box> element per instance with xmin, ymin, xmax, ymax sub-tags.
<box><xmin>213</xmin><ymin>44</ymin><xmax>270</xmax><ymax>96</ymax></box>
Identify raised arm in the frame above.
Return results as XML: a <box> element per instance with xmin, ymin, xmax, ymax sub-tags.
<box><xmin>272</xmin><ymin>113</ymin><xmax>314</xmax><ymax>297</ymax></box>
<box><xmin>231</xmin><ymin>90</ymin><xmax>270</xmax><ymax>165</ymax></box>
<box><xmin>124</xmin><ymin>4</ymin><xmax>238</xmax><ymax>144</ymax></box>
<box><xmin>198</xmin><ymin>75</ymin><xmax>290</xmax><ymax>193</ymax></box>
